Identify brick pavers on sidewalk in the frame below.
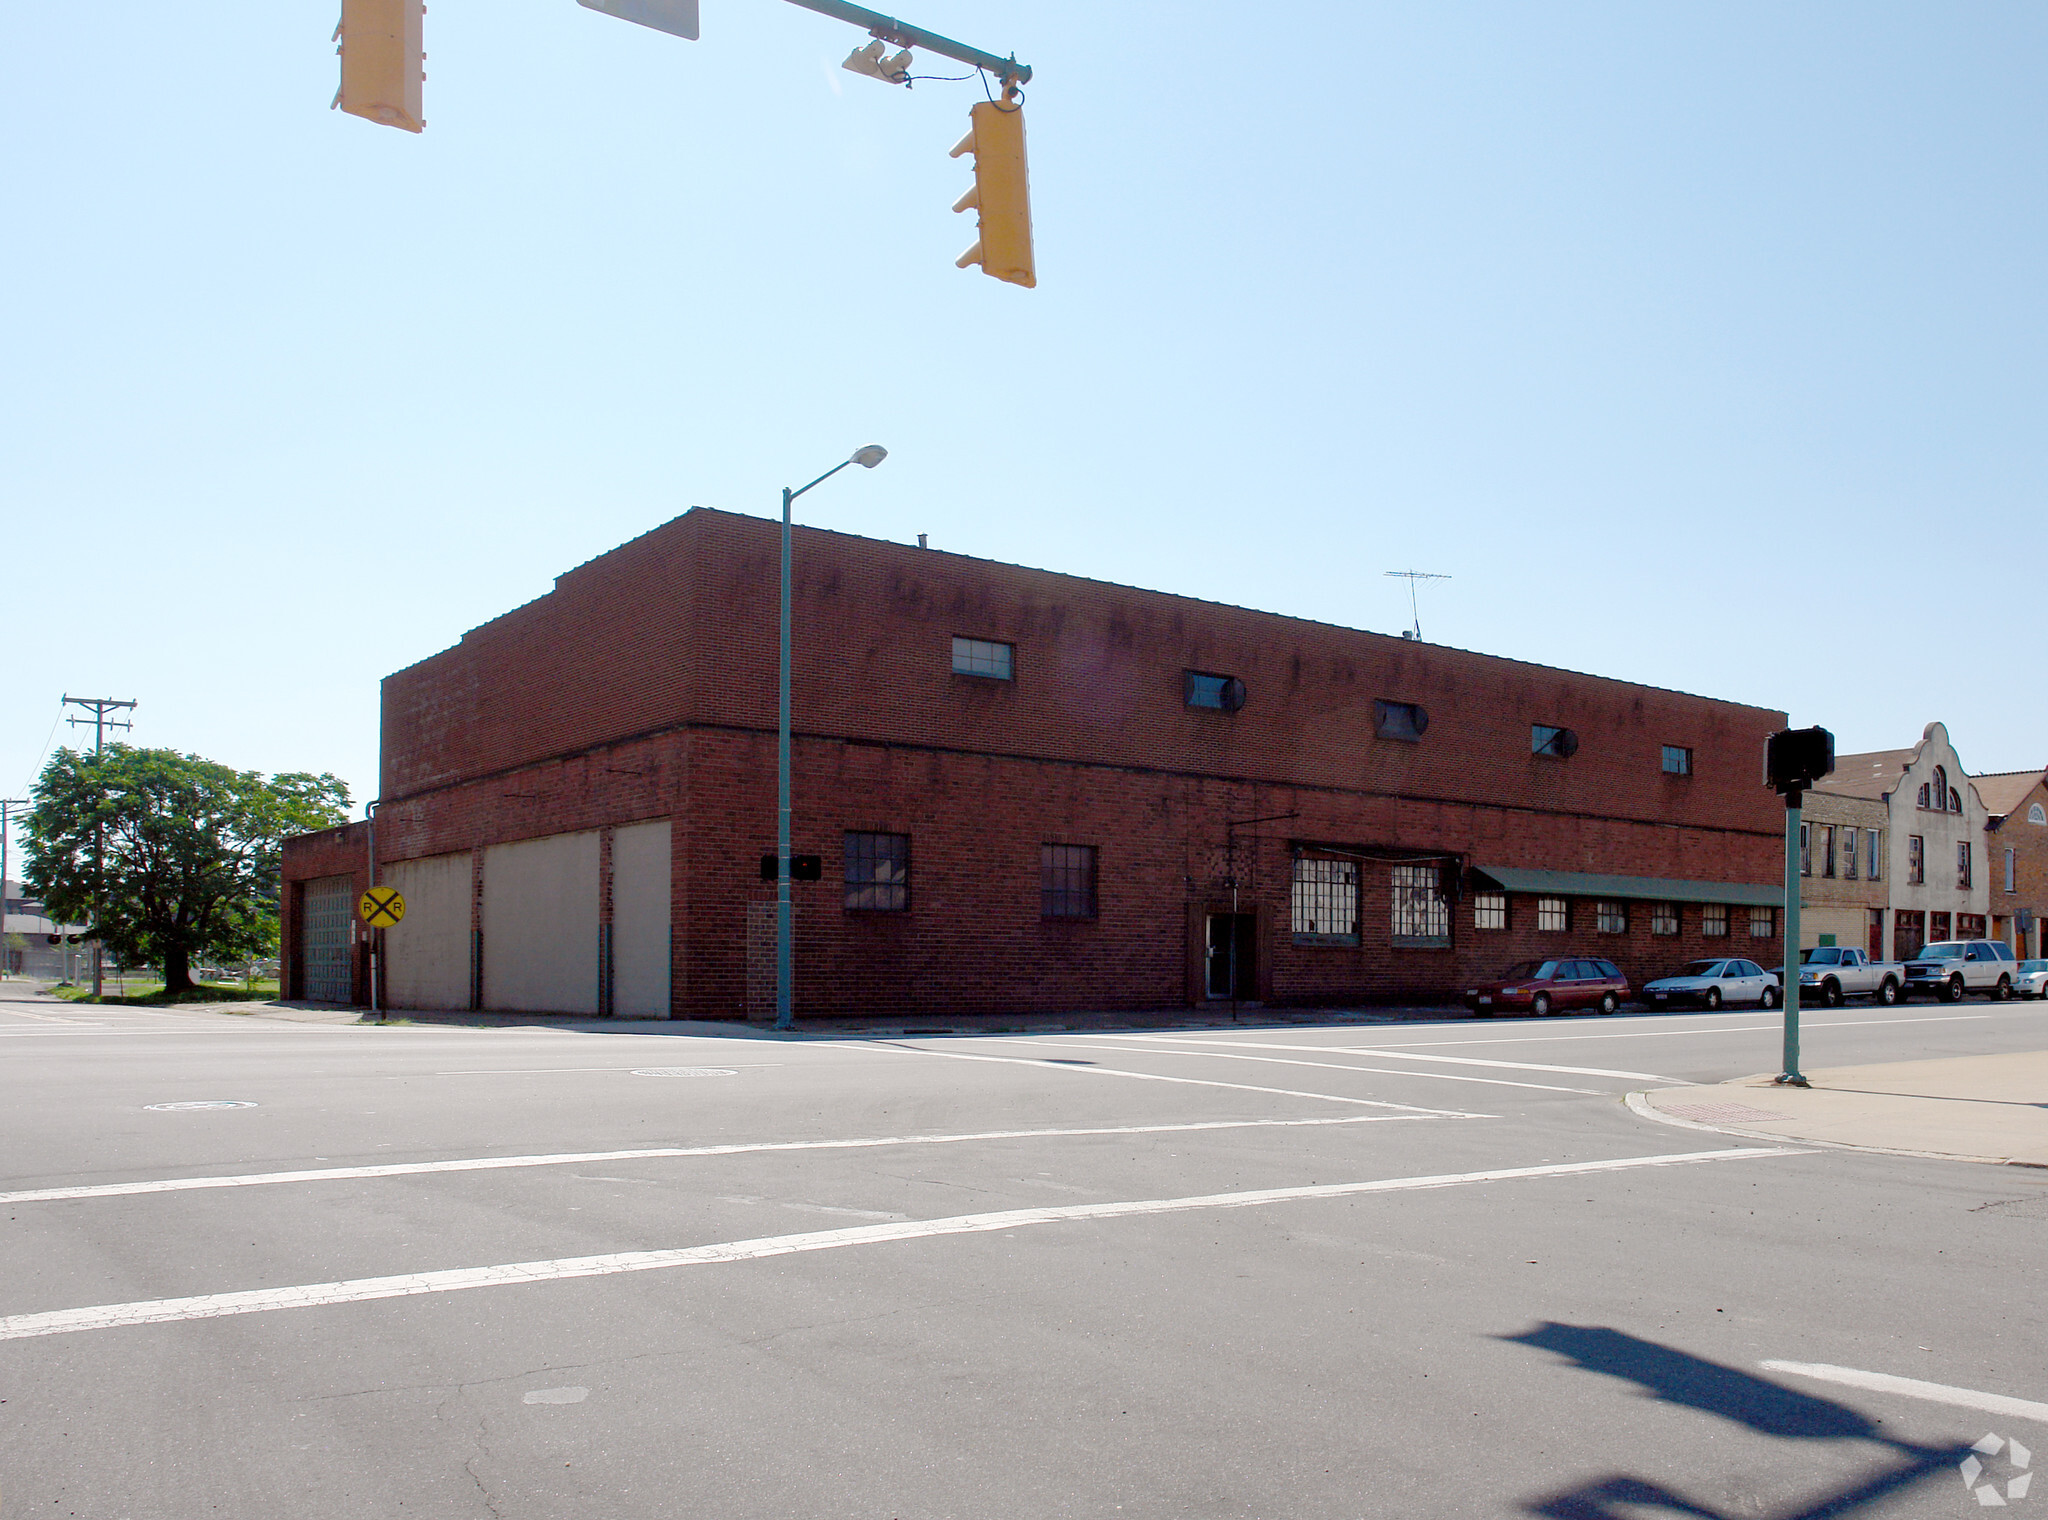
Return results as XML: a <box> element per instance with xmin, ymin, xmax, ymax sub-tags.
<box><xmin>1638</xmin><ymin>1049</ymin><xmax>2048</xmax><ymax>1167</ymax></box>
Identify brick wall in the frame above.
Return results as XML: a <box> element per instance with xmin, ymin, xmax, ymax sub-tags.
<box><xmin>287</xmin><ymin>509</ymin><xmax>1792</xmax><ymax>1018</ymax></box>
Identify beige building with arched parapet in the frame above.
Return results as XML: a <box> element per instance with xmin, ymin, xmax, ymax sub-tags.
<box><xmin>1808</xmin><ymin>722</ymin><xmax>1989</xmax><ymax>961</ymax></box>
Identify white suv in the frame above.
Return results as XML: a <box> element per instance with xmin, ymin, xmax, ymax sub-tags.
<box><xmin>1901</xmin><ymin>940</ymin><xmax>2018</xmax><ymax>1002</ymax></box>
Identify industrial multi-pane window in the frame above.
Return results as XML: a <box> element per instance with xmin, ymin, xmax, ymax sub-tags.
<box><xmin>1040</xmin><ymin>844</ymin><xmax>1097</xmax><ymax>919</ymax></box>
<box><xmin>1473</xmin><ymin>892</ymin><xmax>1508</xmax><ymax>930</ymax></box>
<box><xmin>844</xmin><ymin>832</ymin><xmax>909</xmax><ymax>911</ymax></box>
<box><xmin>1662</xmin><ymin>745</ymin><xmax>1693</xmax><ymax>776</ymax></box>
<box><xmin>1390</xmin><ymin>863</ymin><xmax>1449</xmax><ymax>946</ymax></box>
<box><xmin>1651</xmin><ymin>904</ymin><xmax>1679</xmax><ymax>936</ymax></box>
<box><xmin>951</xmin><ymin>637</ymin><xmax>1013</xmax><ymax>680</ymax></box>
<box><xmin>1536</xmin><ymin>896</ymin><xmax>1569</xmax><ymax>933</ymax></box>
<box><xmin>1532</xmin><ymin>725</ymin><xmax>1577</xmax><ymax>758</ymax></box>
<box><xmin>1291</xmin><ymin>857</ymin><xmax>1359</xmax><ymax>945</ymax></box>
<box><xmin>1702</xmin><ymin>904</ymin><xmax>1729</xmax><ymax>937</ymax></box>
<box><xmin>1749</xmin><ymin>907</ymin><xmax>1777</xmax><ymax>939</ymax></box>
<box><xmin>1596</xmin><ymin>900</ymin><xmax>1628</xmax><ymax>935</ymax></box>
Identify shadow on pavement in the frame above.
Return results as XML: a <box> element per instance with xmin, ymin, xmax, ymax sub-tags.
<box><xmin>1502</xmin><ymin>1323</ymin><xmax>1974</xmax><ymax>1519</ymax></box>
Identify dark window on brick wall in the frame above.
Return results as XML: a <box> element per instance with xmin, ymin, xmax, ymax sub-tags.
<box><xmin>1702</xmin><ymin>903</ymin><xmax>1729</xmax><ymax>937</ymax></box>
<box><xmin>1662</xmin><ymin>745</ymin><xmax>1693</xmax><ymax>775</ymax></box>
<box><xmin>1373</xmin><ymin>700</ymin><xmax>1429</xmax><ymax>742</ymax></box>
<box><xmin>1292</xmin><ymin>857</ymin><xmax>1359</xmax><ymax>945</ymax></box>
<box><xmin>951</xmin><ymin>637</ymin><xmax>1013</xmax><ymax>680</ymax></box>
<box><xmin>1596</xmin><ymin>900</ymin><xmax>1628</xmax><ymax>934</ymax></box>
<box><xmin>1532</xmin><ymin>724</ymin><xmax>1578</xmax><ymax>759</ymax></box>
<box><xmin>844</xmin><ymin>831</ymin><xmax>910</xmax><ymax>911</ymax></box>
<box><xmin>1651</xmin><ymin>903</ymin><xmax>1679</xmax><ymax>936</ymax></box>
<box><xmin>1474</xmin><ymin>892</ymin><xmax>1508</xmax><ymax>930</ymax></box>
<box><xmin>1184</xmin><ymin>671</ymin><xmax>1247</xmax><ymax>712</ymax></box>
<box><xmin>1041</xmin><ymin>844</ymin><xmax>1097</xmax><ymax>919</ymax></box>
<box><xmin>1537</xmin><ymin>896</ymin><xmax>1569</xmax><ymax>933</ymax></box>
<box><xmin>1748</xmin><ymin>906</ymin><xmax>1776</xmax><ymax>939</ymax></box>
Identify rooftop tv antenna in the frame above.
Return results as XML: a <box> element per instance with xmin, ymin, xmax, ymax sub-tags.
<box><xmin>1384</xmin><ymin>570</ymin><xmax>1450</xmax><ymax>641</ymax></box>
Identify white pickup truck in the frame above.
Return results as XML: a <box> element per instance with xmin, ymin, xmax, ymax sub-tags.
<box><xmin>1781</xmin><ymin>945</ymin><xmax>1905</xmax><ymax>1007</ymax></box>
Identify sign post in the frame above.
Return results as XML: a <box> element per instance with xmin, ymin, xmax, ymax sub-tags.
<box><xmin>1764</xmin><ymin>727</ymin><xmax>1835</xmax><ymax>1087</ymax></box>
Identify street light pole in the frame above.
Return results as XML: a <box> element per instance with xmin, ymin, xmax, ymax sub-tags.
<box><xmin>775</xmin><ymin>445</ymin><xmax>888</xmax><ymax>1032</ymax></box>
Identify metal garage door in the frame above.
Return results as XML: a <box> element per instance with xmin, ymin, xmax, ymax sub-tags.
<box><xmin>385</xmin><ymin>852</ymin><xmax>472</xmax><ymax>1011</ymax></box>
<box><xmin>482</xmin><ymin>831</ymin><xmax>600</xmax><ymax>1014</ymax></box>
<box><xmin>611</xmin><ymin>820</ymin><xmax>671</xmax><ymax>1018</ymax></box>
<box><xmin>303</xmin><ymin>875</ymin><xmax>355</xmax><ymax>1004</ymax></box>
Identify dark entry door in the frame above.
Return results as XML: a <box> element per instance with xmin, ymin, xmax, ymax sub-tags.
<box><xmin>1205</xmin><ymin>914</ymin><xmax>1257</xmax><ymax>999</ymax></box>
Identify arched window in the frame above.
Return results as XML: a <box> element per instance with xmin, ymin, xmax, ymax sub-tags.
<box><xmin>1950</xmin><ymin>789</ymin><xmax>1962</xmax><ymax>813</ymax></box>
<box><xmin>1918</xmin><ymin>783</ymin><xmax>1931</xmax><ymax>809</ymax></box>
<box><xmin>1931</xmin><ymin>767</ymin><xmax>1948</xmax><ymax>811</ymax></box>
<box><xmin>2031</xmin><ymin>803</ymin><xmax>2047</xmax><ymax>825</ymax></box>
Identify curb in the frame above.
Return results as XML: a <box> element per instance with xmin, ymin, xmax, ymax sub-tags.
<box><xmin>1623</xmin><ymin>1090</ymin><xmax>2046</xmax><ymax>1170</ymax></box>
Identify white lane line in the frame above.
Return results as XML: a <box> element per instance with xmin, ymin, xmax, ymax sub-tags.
<box><xmin>432</xmin><ymin>1064</ymin><xmax>785</xmax><ymax>1076</ymax></box>
<box><xmin>1129</xmin><ymin>1013</ymin><xmax>1997</xmax><ymax>1051</ymax></box>
<box><xmin>1762</xmin><ymin>1361</ymin><xmax>2048</xmax><ymax>1426</ymax></box>
<box><xmin>0</xmin><ymin>1114</ymin><xmax>1440</xmax><ymax>1207</ymax></box>
<box><xmin>0</xmin><ymin>1148</ymin><xmax>1797</xmax><ymax>1342</ymax></box>
<box><xmin>985</xmin><ymin>1039</ymin><xmax>1607</xmax><ymax>1095</ymax></box>
<box><xmin>879</xmin><ymin>1043</ymin><xmax>1490</xmax><ymax>1117</ymax></box>
<box><xmin>1107</xmin><ymin>1035</ymin><xmax>1679</xmax><ymax>1084</ymax></box>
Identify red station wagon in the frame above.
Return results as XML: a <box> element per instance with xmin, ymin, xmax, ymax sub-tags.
<box><xmin>1463</xmin><ymin>957</ymin><xmax>1631</xmax><ymax>1018</ymax></box>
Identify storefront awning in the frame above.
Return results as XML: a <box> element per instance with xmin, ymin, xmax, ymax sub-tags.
<box><xmin>1470</xmin><ymin>867</ymin><xmax>1781</xmax><ymax>908</ymax></box>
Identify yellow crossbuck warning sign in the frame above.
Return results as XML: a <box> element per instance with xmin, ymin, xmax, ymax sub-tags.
<box><xmin>358</xmin><ymin>887</ymin><xmax>406</xmax><ymax>928</ymax></box>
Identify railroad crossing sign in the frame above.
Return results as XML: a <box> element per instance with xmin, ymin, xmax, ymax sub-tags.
<box><xmin>358</xmin><ymin>887</ymin><xmax>406</xmax><ymax>928</ymax></box>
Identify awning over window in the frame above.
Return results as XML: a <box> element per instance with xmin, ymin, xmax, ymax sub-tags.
<box><xmin>1470</xmin><ymin>866</ymin><xmax>1781</xmax><ymax>908</ymax></box>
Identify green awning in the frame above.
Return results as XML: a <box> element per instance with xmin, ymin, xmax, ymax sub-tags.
<box><xmin>1471</xmin><ymin>866</ymin><xmax>1782</xmax><ymax>908</ymax></box>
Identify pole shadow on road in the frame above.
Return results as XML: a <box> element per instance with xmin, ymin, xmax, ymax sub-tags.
<box><xmin>1500</xmin><ymin>1323</ymin><xmax>1973</xmax><ymax>1519</ymax></box>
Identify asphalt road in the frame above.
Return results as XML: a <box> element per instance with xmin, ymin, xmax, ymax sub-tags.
<box><xmin>2</xmin><ymin>993</ymin><xmax>2044</xmax><ymax>1519</ymax></box>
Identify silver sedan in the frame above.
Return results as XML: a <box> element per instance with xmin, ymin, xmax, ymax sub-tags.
<box><xmin>2016</xmin><ymin>959</ymin><xmax>2048</xmax><ymax>998</ymax></box>
<box><xmin>1641</xmin><ymin>958</ymin><xmax>1780</xmax><ymax>1010</ymax></box>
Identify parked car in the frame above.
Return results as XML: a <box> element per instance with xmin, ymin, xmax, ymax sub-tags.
<box><xmin>1901</xmin><ymin>939</ymin><xmax>2019</xmax><ymax>1002</ymax></box>
<box><xmin>2013</xmin><ymin>959</ymin><xmax>2048</xmax><ymax>999</ymax></box>
<box><xmin>1640</xmin><ymin>958</ymin><xmax>1779</xmax><ymax>1010</ymax></box>
<box><xmin>1464</xmin><ymin>957</ymin><xmax>1630</xmax><ymax>1017</ymax></box>
<box><xmin>1767</xmin><ymin>946</ymin><xmax>1904</xmax><ymax>1007</ymax></box>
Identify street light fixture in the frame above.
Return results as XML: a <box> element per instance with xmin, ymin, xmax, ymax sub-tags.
<box><xmin>775</xmin><ymin>446</ymin><xmax>888</xmax><ymax>1031</ymax></box>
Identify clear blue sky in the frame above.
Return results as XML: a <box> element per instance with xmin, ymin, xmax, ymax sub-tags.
<box><xmin>4</xmin><ymin>1</ymin><xmax>2044</xmax><ymax>846</ymax></box>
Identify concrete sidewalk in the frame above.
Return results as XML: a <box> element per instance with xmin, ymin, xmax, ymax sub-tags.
<box><xmin>1636</xmin><ymin>1049</ymin><xmax>2048</xmax><ymax>1167</ymax></box>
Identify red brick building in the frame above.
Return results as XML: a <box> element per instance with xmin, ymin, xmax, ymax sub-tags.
<box><xmin>280</xmin><ymin>509</ymin><xmax>1787</xmax><ymax>1018</ymax></box>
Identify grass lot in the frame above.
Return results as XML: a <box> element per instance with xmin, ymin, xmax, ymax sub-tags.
<box><xmin>49</xmin><ymin>980</ymin><xmax>280</xmax><ymax>1007</ymax></box>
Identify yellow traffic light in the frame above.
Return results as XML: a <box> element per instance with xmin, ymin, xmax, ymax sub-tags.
<box><xmin>950</xmin><ymin>97</ymin><xmax>1034</xmax><ymax>288</ymax></box>
<box><xmin>335</xmin><ymin>0</ymin><xmax>425</xmax><ymax>133</ymax></box>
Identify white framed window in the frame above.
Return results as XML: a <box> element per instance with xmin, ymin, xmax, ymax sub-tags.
<box><xmin>1867</xmin><ymin>829</ymin><xmax>1882</xmax><ymax>880</ymax></box>
<box><xmin>2030</xmin><ymin>803</ymin><xmax>2046</xmax><ymax>825</ymax></box>
<box><xmin>1474</xmin><ymin>892</ymin><xmax>1508</xmax><ymax>930</ymax></box>
<box><xmin>951</xmin><ymin>637</ymin><xmax>1013</xmax><ymax>680</ymax></box>
<box><xmin>1701</xmin><ymin>903</ymin><xmax>1729</xmax><ymax>937</ymax></box>
<box><xmin>1844</xmin><ymin>826</ymin><xmax>1858</xmax><ymax>880</ymax></box>
<box><xmin>1651</xmin><ymin>904</ymin><xmax>1679</xmax><ymax>936</ymax></box>
<box><xmin>1291</xmin><ymin>857</ymin><xmax>1359</xmax><ymax>946</ymax></box>
<box><xmin>1596</xmin><ymin>900</ymin><xmax>1628</xmax><ymax>934</ymax></box>
<box><xmin>1537</xmin><ymin>896</ymin><xmax>1568</xmax><ymax>933</ymax></box>
<box><xmin>1748</xmin><ymin>906</ymin><xmax>1777</xmax><ymax>939</ymax></box>
<box><xmin>1390</xmin><ymin>863</ymin><xmax>1450</xmax><ymax>946</ymax></box>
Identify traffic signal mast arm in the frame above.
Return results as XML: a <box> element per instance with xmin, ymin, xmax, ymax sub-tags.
<box><xmin>778</xmin><ymin>0</ymin><xmax>1029</xmax><ymax>85</ymax></box>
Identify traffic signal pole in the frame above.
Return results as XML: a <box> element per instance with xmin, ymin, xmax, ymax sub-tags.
<box><xmin>1777</xmin><ymin>789</ymin><xmax>1808</xmax><ymax>1087</ymax></box>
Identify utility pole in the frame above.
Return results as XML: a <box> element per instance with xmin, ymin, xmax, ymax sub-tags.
<box><xmin>1384</xmin><ymin>571</ymin><xmax>1451</xmax><ymax>642</ymax></box>
<box><xmin>62</xmin><ymin>696</ymin><xmax>136</xmax><ymax>999</ymax></box>
<box><xmin>0</xmin><ymin>799</ymin><xmax>26</xmax><ymax>983</ymax></box>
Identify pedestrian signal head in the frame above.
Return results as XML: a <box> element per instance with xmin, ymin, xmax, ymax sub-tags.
<box><xmin>950</xmin><ymin>98</ymin><xmax>1035</xmax><ymax>288</ymax></box>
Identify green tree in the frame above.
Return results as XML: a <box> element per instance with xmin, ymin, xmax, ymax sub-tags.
<box><xmin>23</xmin><ymin>746</ymin><xmax>350</xmax><ymax>996</ymax></box>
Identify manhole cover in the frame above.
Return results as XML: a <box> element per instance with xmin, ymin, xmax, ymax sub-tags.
<box><xmin>630</xmin><ymin>1068</ymin><xmax>739</xmax><ymax>1078</ymax></box>
<box><xmin>144</xmin><ymin>1100</ymin><xmax>259</xmax><ymax>1111</ymax></box>
<box><xmin>1662</xmin><ymin>1102</ymin><xmax>1793</xmax><ymax>1124</ymax></box>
